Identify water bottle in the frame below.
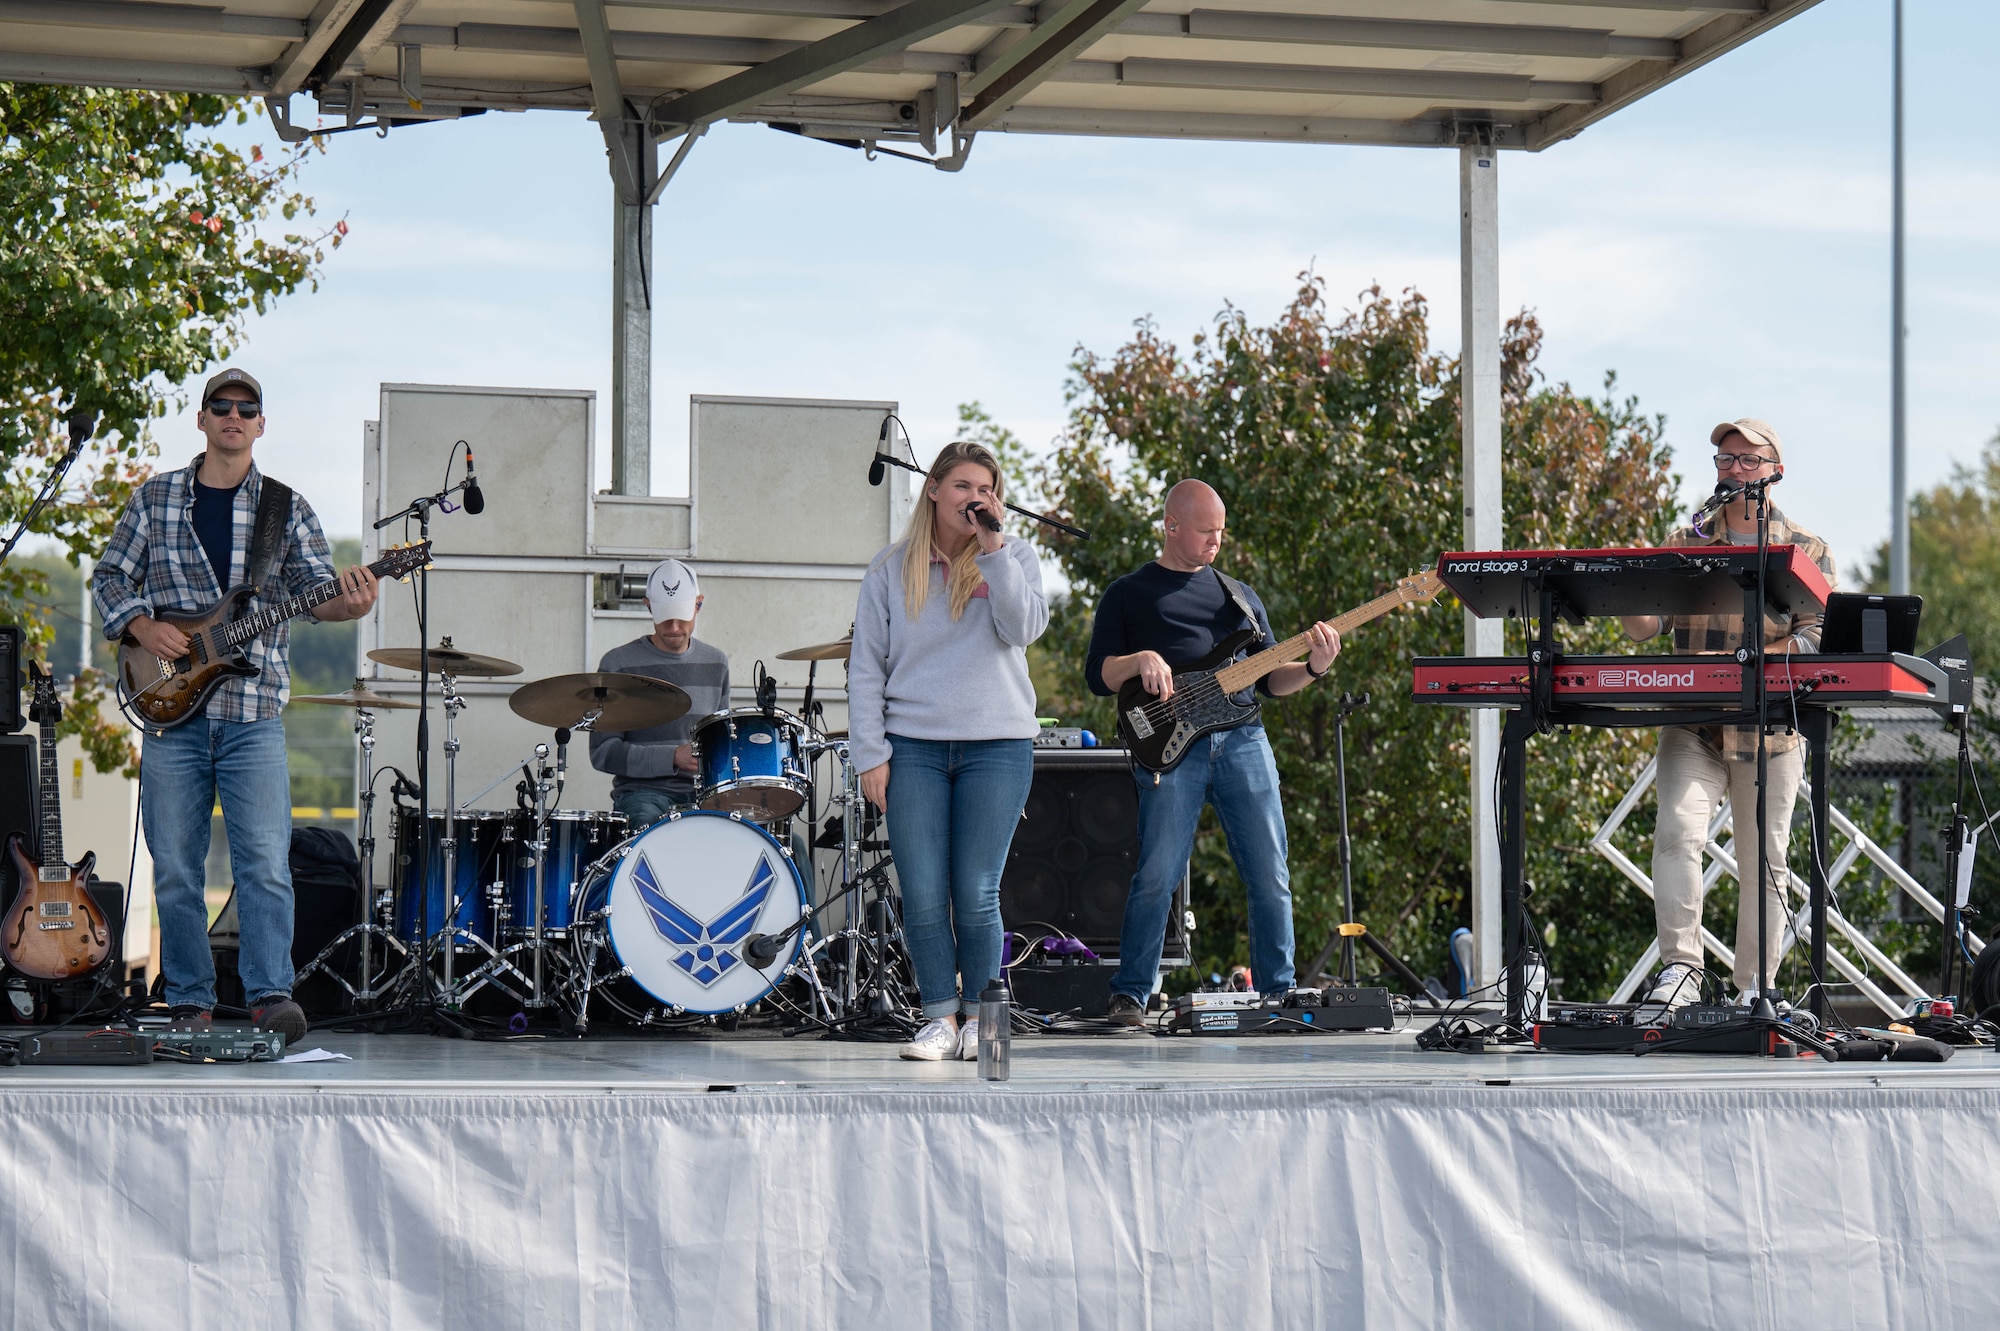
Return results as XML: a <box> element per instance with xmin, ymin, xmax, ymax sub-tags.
<box><xmin>977</xmin><ymin>980</ymin><xmax>1011</xmax><ymax>1081</ymax></box>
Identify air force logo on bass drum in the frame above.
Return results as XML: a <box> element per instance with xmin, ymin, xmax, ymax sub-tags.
<box><xmin>631</xmin><ymin>851</ymin><xmax>774</xmax><ymax>987</ymax></box>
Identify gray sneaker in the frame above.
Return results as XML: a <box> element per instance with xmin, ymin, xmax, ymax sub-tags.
<box><xmin>250</xmin><ymin>996</ymin><xmax>308</xmax><ymax>1043</ymax></box>
<box><xmin>1645</xmin><ymin>963</ymin><xmax>1701</xmax><ymax>1007</ymax></box>
<box><xmin>1106</xmin><ymin>993</ymin><xmax>1145</xmax><ymax>1028</ymax></box>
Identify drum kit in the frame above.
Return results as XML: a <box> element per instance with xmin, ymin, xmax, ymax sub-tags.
<box><xmin>292</xmin><ymin>631</ymin><xmax>918</xmax><ymax>1034</ymax></box>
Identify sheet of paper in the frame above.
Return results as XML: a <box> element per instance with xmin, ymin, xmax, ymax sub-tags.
<box><xmin>280</xmin><ymin>1048</ymin><xmax>354</xmax><ymax>1063</ymax></box>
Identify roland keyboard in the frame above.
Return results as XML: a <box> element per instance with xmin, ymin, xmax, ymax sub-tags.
<box><xmin>1411</xmin><ymin>654</ymin><xmax>1946</xmax><ymax>710</ymax></box>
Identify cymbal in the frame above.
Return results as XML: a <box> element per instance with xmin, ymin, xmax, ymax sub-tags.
<box><xmin>508</xmin><ymin>672</ymin><xmax>690</xmax><ymax>732</ymax></box>
<box><xmin>776</xmin><ymin>635</ymin><xmax>853</xmax><ymax>662</ymax></box>
<box><xmin>291</xmin><ymin>683</ymin><xmax>419</xmax><ymax>711</ymax></box>
<box><xmin>368</xmin><ymin>645</ymin><xmax>522</xmax><ymax>676</ymax></box>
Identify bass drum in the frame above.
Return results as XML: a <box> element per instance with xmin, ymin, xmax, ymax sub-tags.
<box><xmin>571</xmin><ymin>809</ymin><xmax>809</xmax><ymax>1022</ymax></box>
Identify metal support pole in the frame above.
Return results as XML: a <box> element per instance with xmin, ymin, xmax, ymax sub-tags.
<box><xmin>1460</xmin><ymin>136</ymin><xmax>1504</xmax><ymax>991</ymax></box>
<box><xmin>1805</xmin><ymin>708</ymin><xmax>1832</xmax><ymax>1020</ymax></box>
<box><xmin>1888</xmin><ymin>0</ymin><xmax>1908</xmax><ymax>595</ymax></box>
<box><xmin>611</xmin><ymin>113</ymin><xmax>659</xmax><ymax>497</ymax></box>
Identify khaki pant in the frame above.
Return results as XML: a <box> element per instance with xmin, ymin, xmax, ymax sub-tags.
<box><xmin>1651</xmin><ymin>726</ymin><xmax>1805</xmax><ymax>994</ymax></box>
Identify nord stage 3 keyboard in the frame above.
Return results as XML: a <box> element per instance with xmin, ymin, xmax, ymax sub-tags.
<box><xmin>1437</xmin><ymin>546</ymin><xmax>1831</xmax><ymax>620</ymax></box>
<box><xmin>1412</xmin><ymin>654</ymin><xmax>1946</xmax><ymax>710</ymax></box>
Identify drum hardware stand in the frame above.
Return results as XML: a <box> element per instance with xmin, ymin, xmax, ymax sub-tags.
<box><xmin>297</xmin><ymin>698</ymin><xmax>408</xmax><ymax>1005</ymax></box>
<box><xmin>437</xmin><ymin>662</ymin><xmax>467</xmax><ymax>1001</ymax></box>
<box><xmin>524</xmin><ymin>717</ymin><xmax>587</xmax><ymax>1008</ymax></box>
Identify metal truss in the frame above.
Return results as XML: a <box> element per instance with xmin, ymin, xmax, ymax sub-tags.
<box><xmin>1590</xmin><ymin>758</ymin><xmax>1986</xmax><ymax>1019</ymax></box>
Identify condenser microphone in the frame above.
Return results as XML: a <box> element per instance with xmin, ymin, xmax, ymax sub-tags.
<box><xmin>462</xmin><ymin>443</ymin><xmax>486</xmax><ymax>515</ymax></box>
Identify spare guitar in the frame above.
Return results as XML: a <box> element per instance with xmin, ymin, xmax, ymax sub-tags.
<box><xmin>1117</xmin><ymin>568</ymin><xmax>1446</xmax><ymax>773</ymax></box>
<box><xmin>115</xmin><ymin>540</ymin><xmax>431</xmax><ymax>731</ymax></box>
<box><xmin>3</xmin><ymin>664</ymin><xmax>111</xmax><ymax>981</ymax></box>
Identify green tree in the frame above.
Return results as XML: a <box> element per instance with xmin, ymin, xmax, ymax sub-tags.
<box><xmin>1026</xmin><ymin>277</ymin><xmax>1681</xmax><ymax>996</ymax></box>
<box><xmin>1</xmin><ymin>84</ymin><xmax>342</xmax><ymax>772</ymax></box>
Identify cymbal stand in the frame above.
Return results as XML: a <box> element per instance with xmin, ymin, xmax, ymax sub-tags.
<box><xmin>438</xmin><ymin>666</ymin><xmax>466</xmax><ymax>1000</ymax></box>
<box><xmin>298</xmin><ymin>699</ymin><xmax>408</xmax><ymax>1004</ymax></box>
<box><xmin>523</xmin><ymin>715</ymin><xmax>586</xmax><ymax>1007</ymax></box>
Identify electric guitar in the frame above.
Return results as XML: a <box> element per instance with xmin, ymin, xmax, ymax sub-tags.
<box><xmin>1116</xmin><ymin>568</ymin><xmax>1446</xmax><ymax>773</ymax></box>
<box><xmin>115</xmin><ymin>541</ymin><xmax>431</xmax><ymax>730</ymax></box>
<box><xmin>2</xmin><ymin>664</ymin><xmax>112</xmax><ymax>981</ymax></box>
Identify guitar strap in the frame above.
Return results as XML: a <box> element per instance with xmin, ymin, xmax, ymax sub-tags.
<box><xmin>245</xmin><ymin>475</ymin><xmax>294</xmax><ymax>595</ymax></box>
<box><xmin>1211</xmin><ymin>567</ymin><xmax>1263</xmax><ymax>644</ymax></box>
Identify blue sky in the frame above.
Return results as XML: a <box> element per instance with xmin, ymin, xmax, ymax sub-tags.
<box><xmin>160</xmin><ymin>0</ymin><xmax>1998</xmax><ymax>584</ymax></box>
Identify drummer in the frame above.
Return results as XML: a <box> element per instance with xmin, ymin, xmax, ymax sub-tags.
<box><xmin>589</xmin><ymin>559</ymin><xmax>730</xmax><ymax>827</ymax></box>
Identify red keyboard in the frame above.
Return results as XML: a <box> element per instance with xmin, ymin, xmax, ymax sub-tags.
<box><xmin>1412</xmin><ymin>654</ymin><xmax>1943</xmax><ymax>709</ymax></box>
<box><xmin>1438</xmin><ymin>547</ymin><xmax>1831</xmax><ymax>620</ymax></box>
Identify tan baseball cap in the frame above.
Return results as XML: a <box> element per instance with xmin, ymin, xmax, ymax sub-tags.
<box><xmin>1709</xmin><ymin>418</ymin><xmax>1782</xmax><ymax>462</ymax></box>
<box><xmin>201</xmin><ymin>366</ymin><xmax>263</xmax><ymax>404</ymax></box>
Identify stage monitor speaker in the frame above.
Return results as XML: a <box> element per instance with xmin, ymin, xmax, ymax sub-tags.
<box><xmin>1000</xmin><ymin>748</ymin><xmax>1189</xmax><ymax>965</ymax></box>
<box><xmin>0</xmin><ymin>734</ymin><xmax>37</xmax><ymax>906</ymax></box>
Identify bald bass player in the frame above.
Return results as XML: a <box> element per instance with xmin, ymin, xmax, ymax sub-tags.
<box><xmin>1084</xmin><ymin>480</ymin><xmax>1341</xmax><ymax>1025</ymax></box>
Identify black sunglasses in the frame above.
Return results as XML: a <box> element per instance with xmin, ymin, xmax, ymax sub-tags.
<box><xmin>204</xmin><ymin>399</ymin><xmax>262</xmax><ymax>418</ymax></box>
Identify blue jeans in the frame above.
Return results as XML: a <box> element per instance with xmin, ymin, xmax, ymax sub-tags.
<box><xmin>142</xmin><ymin>716</ymin><xmax>295</xmax><ymax>1010</ymax></box>
<box><xmin>885</xmin><ymin>735</ymin><xmax>1034</xmax><ymax>1019</ymax></box>
<box><xmin>1113</xmin><ymin>722</ymin><xmax>1295</xmax><ymax>1001</ymax></box>
<box><xmin>612</xmin><ymin>785</ymin><xmax>691</xmax><ymax>829</ymax></box>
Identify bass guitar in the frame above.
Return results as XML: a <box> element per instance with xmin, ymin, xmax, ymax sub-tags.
<box><xmin>115</xmin><ymin>541</ymin><xmax>430</xmax><ymax>730</ymax></box>
<box><xmin>1116</xmin><ymin>568</ymin><xmax>1445</xmax><ymax>773</ymax></box>
<box><xmin>3</xmin><ymin>664</ymin><xmax>112</xmax><ymax>981</ymax></box>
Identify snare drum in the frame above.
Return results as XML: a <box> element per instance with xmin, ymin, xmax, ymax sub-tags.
<box><xmin>506</xmin><ymin>809</ymin><xmax>629</xmax><ymax>934</ymax></box>
<box><xmin>393</xmin><ymin>810</ymin><xmax>510</xmax><ymax>945</ymax></box>
<box><xmin>694</xmin><ymin>708</ymin><xmax>809</xmax><ymax>821</ymax></box>
<box><xmin>572</xmin><ymin>809</ymin><xmax>808</xmax><ymax>1017</ymax></box>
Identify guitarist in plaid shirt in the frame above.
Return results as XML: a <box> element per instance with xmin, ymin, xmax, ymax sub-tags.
<box><xmin>92</xmin><ymin>368</ymin><xmax>378</xmax><ymax>1039</ymax></box>
<box><xmin>1619</xmin><ymin>419</ymin><xmax>1837</xmax><ymax>1009</ymax></box>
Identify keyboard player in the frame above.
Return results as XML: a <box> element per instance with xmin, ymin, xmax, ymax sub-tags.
<box><xmin>1617</xmin><ymin>419</ymin><xmax>1838</xmax><ymax>1009</ymax></box>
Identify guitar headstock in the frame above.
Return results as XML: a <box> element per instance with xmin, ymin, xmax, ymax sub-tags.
<box><xmin>25</xmin><ymin>661</ymin><xmax>60</xmax><ymax>725</ymax></box>
<box><xmin>1396</xmin><ymin>567</ymin><xmax>1446</xmax><ymax>604</ymax></box>
<box><xmin>377</xmin><ymin>540</ymin><xmax>435</xmax><ymax>584</ymax></box>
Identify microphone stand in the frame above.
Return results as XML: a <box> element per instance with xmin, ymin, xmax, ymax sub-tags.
<box><xmin>1743</xmin><ymin>474</ymin><xmax>1781</xmax><ymax>1028</ymax></box>
<box><xmin>0</xmin><ymin>412</ymin><xmax>96</xmax><ymax>573</ymax></box>
<box><xmin>868</xmin><ymin>451</ymin><xmax>1092</xmax><ymax>541</ymax></box>
<box><xmin>373</xmin><ymin>470</ymin><xmax>480</xmax><ymax>1015</ymax></box>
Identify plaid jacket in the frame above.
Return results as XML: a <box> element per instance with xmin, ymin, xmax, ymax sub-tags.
<box><xmin>1641</xmin><ymin>505</ymin><xmax>1838</xmax><ymax>760</ymax></box>
<box><xmin>93</xmin><ymin>455</ymin><xmax>335</xmax><ymax>724</ymax></box>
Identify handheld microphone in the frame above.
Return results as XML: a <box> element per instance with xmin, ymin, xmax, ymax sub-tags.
<box><xmin>964</xmin><ymin>502</ymin><xmax>1002</xmax><ymax>534</ymax></box>
<box><xmin>462</xmin><ymin>442</ymin><xmax>486</xmax><ymax>515</ymax></box>
<box><xmin>1690</xmin><ymin>481</ymin><xmax>1741</xmax><ymax>533</ymax></box>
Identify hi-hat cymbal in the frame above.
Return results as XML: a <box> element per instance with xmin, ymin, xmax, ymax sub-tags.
<box><xmin>508</xmin><ymin>672</ymin><xmax>690</xmax><ymax>732</ymax></box>
<box><xmin>368</xmin><ymin>645</ymin><xmax>522</xmax><ymax>676</ymax></box>
<box><xmin>776</xmin><ymin>635</ymin><xmax>853</xmax><ymax>662</ymax></box>
<box><xmin>291</xmin><ymin>682</ymin><xmax>419</xmax><ymax>711</ymax></box>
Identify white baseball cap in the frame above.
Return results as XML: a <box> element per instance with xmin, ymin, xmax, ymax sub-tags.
<box><xmin>645</xmin><ymin>558</ymin><xmax>700</xmax><ymax>622</ymax></box>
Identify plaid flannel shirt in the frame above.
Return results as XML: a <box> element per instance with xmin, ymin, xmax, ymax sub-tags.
<box><xmin>1639</xmin><ymin>505</ymin><xmax>1838</xmax><ymax>760</ymax></box>
<box><xmin>93</xmin><ymin>455</ymin><xmax>335</xmax><ymax>724</ymax></box>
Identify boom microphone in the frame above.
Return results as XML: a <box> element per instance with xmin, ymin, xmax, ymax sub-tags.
<box><xmin>462</xmin><ymin>443</ymin><xmax>486</xmax><ymax>515</ymax></box>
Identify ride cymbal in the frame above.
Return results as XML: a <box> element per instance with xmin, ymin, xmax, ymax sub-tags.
<box><xmin>507</xmin><ymin>672</ymin><xmax>690</xmax><ymax>731</ymax></box>
<box><xmin>367</xmin><ymin>645</ymin><xmax>523</xmax><ymax>676</ymax></box>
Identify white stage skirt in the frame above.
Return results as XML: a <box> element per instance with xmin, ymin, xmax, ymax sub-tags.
<box><xmin>2</xmin><ymin>1081</ymin><xmax>1994</xmax><ymax>1329</ymax></box>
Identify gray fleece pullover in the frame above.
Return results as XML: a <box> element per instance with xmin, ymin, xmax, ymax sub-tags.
<box><xmin>847</xmin><ymin>537</ymin><xmax>1048</xmax><ymax>772</ymax></box>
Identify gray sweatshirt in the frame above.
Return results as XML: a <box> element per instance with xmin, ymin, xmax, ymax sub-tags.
<box><xmin>588</xmin><ymin>636</ymin><xmax>730</xmax><ymax>798</ymax></box>
<box><xmin>847</xmin><ymin>537</ymin><xmax>1049</xmax><ymax>772</ymax></box>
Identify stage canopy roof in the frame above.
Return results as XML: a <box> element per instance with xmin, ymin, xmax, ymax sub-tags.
<box><xmin>0</xmin><ymin>0</ymin><xmax>1818</xmax><ymax>155</ymax></box>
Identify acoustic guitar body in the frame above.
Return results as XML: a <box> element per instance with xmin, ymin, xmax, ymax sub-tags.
<box><xmin>2</xmin><ymin>835</ymin><xmax>108</xmax><ymax>982</ymax></box>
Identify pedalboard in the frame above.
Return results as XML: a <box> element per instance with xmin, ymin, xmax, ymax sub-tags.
<box><xmin>152</xmin><ymin>1028</ymin><xmax>287</xmax><ymax>1062</ymax></box>
<box><xmin>18</xmin><ymin>1029</ymin><xmax>153</xmax><ymax>1065</ymax></box>
<box><xmin>1170</xmin><ymin>986</ymin><xmax>1396</xmax><ymax>1035</ymax></box>
<box><xmin>1532</xmin><ymin>1003</ymin><xmax>1796</xmax><ymax>1056</ymax></box>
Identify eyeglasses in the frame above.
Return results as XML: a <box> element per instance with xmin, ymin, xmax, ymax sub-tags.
<box><xmin>204</xmin><ymin>399</ymin><xmax>262</xmax><ymax>418</ymax></box>
<box><xmin>1712</xmin><ymin>452</ymin><xmax>1776</xmax><ymax>471</ymax></box>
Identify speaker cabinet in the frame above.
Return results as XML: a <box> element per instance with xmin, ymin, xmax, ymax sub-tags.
<box><xmin>1000</xmin><ymin>748</ymin><xmax>1189</xmax><ymax>965</ymax></box>
<box><xmin>0</xmin><ymin>734</ymin><xmax>37</xmax><ymax>906</ymax></box>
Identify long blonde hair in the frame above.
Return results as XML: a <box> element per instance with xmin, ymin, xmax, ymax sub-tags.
<box><xmin>899</xmin><ymin>441</ymin><xmax>1004</xmax><ymax>622</ymax></box>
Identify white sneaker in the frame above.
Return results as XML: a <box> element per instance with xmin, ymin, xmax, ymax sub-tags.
<box><xmin>1646</xmin><ymin>963</ymin><xmax>1700</xmax><ymax>1006</ymax></box>
<box><xmin>899</xmin><ymin>1017</ymin><xmax>959</xmax><ymax>1061</ymax></box>
<box><xmin>957</xmin><ymin>1017</ymin><xmax>979</xmax><ymax>1060</ymax></box>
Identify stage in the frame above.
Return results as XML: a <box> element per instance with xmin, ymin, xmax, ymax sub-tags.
<box><xmin>4</xmin><ymin>1026</ymin><xmax>1996</xmax><ymax>1329</ymax></box>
